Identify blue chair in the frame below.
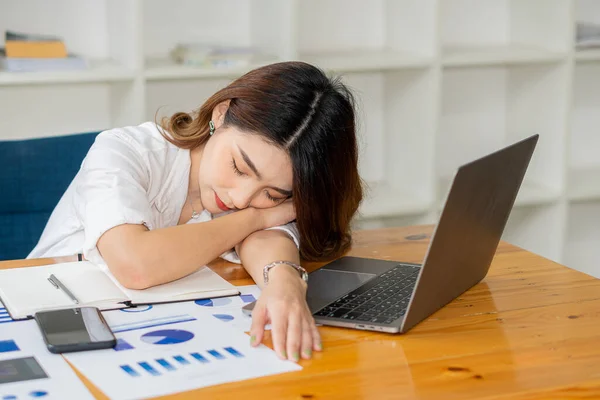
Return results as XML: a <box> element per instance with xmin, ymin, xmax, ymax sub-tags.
<box><xmin>0</xmin><ymin>131</ymin><xmax>101</xmax><ymax>261</ymax></box>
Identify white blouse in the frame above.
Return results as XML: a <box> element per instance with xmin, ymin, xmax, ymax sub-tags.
<box><xmin>27</xmin><ymin>122</ymin><xmax>299</xmax><ymax>269</ymax></box>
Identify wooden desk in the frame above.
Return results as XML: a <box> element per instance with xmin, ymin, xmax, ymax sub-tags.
<box><xmin>2</xmin><ymin>225</ymin><xmax>600</xmax><ymax>399</ymax></box>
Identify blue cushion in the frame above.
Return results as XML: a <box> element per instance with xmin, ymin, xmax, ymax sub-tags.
<box><xmin>0</xmin><ymin>131</ymin><xmax>101</xmax><ymax>261</ymax></box>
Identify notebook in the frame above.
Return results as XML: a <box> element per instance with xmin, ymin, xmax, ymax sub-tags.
<box><xmin>0</xmin><ymin>261</ymin><xmax>240</xmax><ymax>320</ymax></box>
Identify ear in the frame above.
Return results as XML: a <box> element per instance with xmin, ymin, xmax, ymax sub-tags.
<box><xmin>211</xmin><ymin>100</ymin><xmax>231</xmax><ymax>129</ymax></box>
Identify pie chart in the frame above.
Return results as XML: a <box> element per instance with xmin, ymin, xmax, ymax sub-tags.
<box><xmin>213</xmin><ymin>314</ymin><xmax>234</xmax><ymax>322</ymax></box>
<box><xmin>140</xmin><ymin>329</ymin><xmax>194</xmax><ymax>345</ymax></box>
<box><xmin>120</xmin><ymin>305</ymin><xmax>153</xmax><ymax>313</ymax></box>
<box><xmin>195</xmin><ymin>298</ymin><xmax>232</xmax><ymax>307</ymax></box>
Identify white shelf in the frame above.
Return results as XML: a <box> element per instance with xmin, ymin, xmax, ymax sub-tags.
<box><xmin>514</xmin><ymin>181</ymin><xmax>561</xmax><ymax>207</ymax></box>
<box><xmin>300</xmin><ymin>50</ymin><xmax>432</xmax><ymax>72</ymax></box>
<box><xmin>568</xmin><ymin>167</ymin><xmax>600</xmax><ymax>202</ymax></box>
<box><xmin>145</xmin><ymin>50</ymin><xmax>433</xmax><ymax>80</ymax></box>
<box><xmin>0</xmin><ymin>61</ymin><xmax>135</xmax><ymax>86</ymax></box>
<box><xmin>575</xmin><ymin>48</ymin><xmax>600</xmax><ymax>62</ymax></box>
<box><xmin>1</xmin><ymin>0</ymin><xmax>599</xmax><ymax>276</ymax></box>
<box><xmin>442</xmin><ymin>45</ymin><xmax>567</xmax><ymax>67</ymax></box>
<box><xmin>437</xmin><ymin>177</ymin><xmax>559</xmax><ymax>210</ymax></box>
<box><xmin>144</xmin><ymin>58</ymin><xmax>279</xmax><ymax>81</ymax></box>
<box><xmin>358</xmin><ymin>183</ymin><xmax>430</xmax><ymax>220</ymax></box>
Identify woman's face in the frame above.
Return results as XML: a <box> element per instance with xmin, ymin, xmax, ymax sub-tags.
<box><xmin>197</xmin><ymin>125</ymin><xmax>293</xmax><ymax>214</ymax></box>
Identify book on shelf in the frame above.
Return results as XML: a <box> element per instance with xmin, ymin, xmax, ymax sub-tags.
<box><xmin>0</xmin><ymin>49</ymin><xmax>88</xmax><ymax>72</ymax></box>
<box><xmin>5</xmin><ymin>30</ymin><xmax>68</xmax><ymax>58</ymax></box>
<box><xmin>1</xmin><ymin>30</ymin><xmax>88</xmax><ymax>73</ymax></box>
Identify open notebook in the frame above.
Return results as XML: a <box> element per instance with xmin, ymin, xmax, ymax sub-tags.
<box><xmin>0</xmin><ymin>261</ymin><xmax>240</xmax><ymax>320</ymax></box>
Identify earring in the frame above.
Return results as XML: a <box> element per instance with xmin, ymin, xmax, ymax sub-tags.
<box><xmin>209</xmin><ymin>120</ymin><xmax>215</xmax><ymax>136</ymax></box>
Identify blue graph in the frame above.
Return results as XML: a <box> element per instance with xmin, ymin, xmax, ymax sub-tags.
<box><xmin>2</xmin><ymin>391</ymin><xmax>49</xmax><ymax>399</ymax></box>
<box><xmin>156</xmin><ymin>358</ymin><xmax>175</xmax><ymax>371</ymax></box>
<box><xmin>0</xmin><ymin>339</ymin><xmax>19</xmax><ymax>353</ymax></box>
<box><xmin>120</xmin><ymin>364</ymin><xmax>140</xmax><ymax>377</ymax></box>
<box><xmin>111</xmin><ymin>315</ymin><xmax>196</xmax><ymax>333</ymax></box>
<box><xmin>141</xmin><ymin>329</ymin><xmax>194</xmax><ymax>345</ymax></box>
<box><xmin>120</xmin><ymin>305</ymin><xmax>153</xmax><ymax>313</ymax></box>
<box><xmin>119</xmin><ymin>348</ymin><xmax>245</xmax><ymax>377</ymax></box>
<box><xmin>190</xmin><ymin>352</ymin><xmax>209</xmax><ymax>363</ymax></box>
<box><xmin>212</xmin><ymin>313</ymin><xmax>234</xmax><ymax>322</ymax></box>
<box><xmin>0</xmin><ymin>307</ymin><xmax>16</xmax><ymax>324</ymax></box>
<box><xmin>138</xmin><ymin>362</ymin><xmax>160</xmax><ymax>376</ymax></box>
<box><xmin>173</xmin><ymin>355</ymin><xmax>190</xmax><ymax>365</ymax></box>
<box><xmin>240</xmin><ymin>294</ymin><xmax>256</xmax><ymax>303</ymax></box>
<box><xmin>195</xmin><ymin>298</ymin><xmax>232</xmax><ymax>307</ymax></box>
<box><xmin>224</xmin><ymin>346</ymin><xmax>244</xmax><ymax>358</ymax></box>
<box><xmin>114</xmin><ymin>338</ymin><xmax>134</xmax><ymax>351</ymax></box>
<box><xmin>207</xmin><ymin>349</ymin><xmax>225</xmax><ymax>359</ymax></box>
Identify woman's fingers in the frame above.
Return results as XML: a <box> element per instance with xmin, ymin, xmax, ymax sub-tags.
<box><xmin>311</xmin><ymin>316</ymin><xmax>323</xmax><ymax>352</ymax></box>
<box><xmin>249</xmin><ymin>302</ymin><xmax>267</xmax><ymax>347</ymax></box>
<box><xmin>254</xmin><ymin>298</ymin><xmax>322</xmax><ymax>361</ymax></box>
<box><xmin>270</xmin><ymin>308</ymin><xmax>289</xmax><ymax>360</ymax></box>
<box><xmin>301</xmin><ymin>319</ymin><xmax>314</xmax><ymax>359</ymax></box>
<box><xmin>286</xmin><ymin>312</ymin><xmax>303</xmax><ymax>362</ymax></box>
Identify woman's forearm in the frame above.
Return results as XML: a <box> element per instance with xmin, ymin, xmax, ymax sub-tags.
<box><xmin>99</xmin><ymin>208</ymin><xmax>265</xmax><ymax>289</ymax></box>
<box><xmin>236</xmin><ymin>230</ymin><xmax>305</xmax><ymax>290</ymax></box>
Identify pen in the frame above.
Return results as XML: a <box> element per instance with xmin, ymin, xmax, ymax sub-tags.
<box><xmin>48</xmin><ymin>274</ymin><xmax>79</xmax><ymax>304</ymax></box>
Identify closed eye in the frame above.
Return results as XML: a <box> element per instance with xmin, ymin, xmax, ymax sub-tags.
<box><xmin>231</xmin><ymin>158</ymin><xmax>246</xmax><ymax>177</ymax></box>
<box><xmin>265</xmin><ymin>191</ymin><xmax>286</xmax><ymax>203</ymax></box>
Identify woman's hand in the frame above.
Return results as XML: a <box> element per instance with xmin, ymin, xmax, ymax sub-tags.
<box><xmin>258</xmin><ymin>198</ymin><xmax>296</xmax><ymax>229</ymax></box>
<box><xmin>249</xmin><ymin>265</ymin><xmax>322</xmax><ymax>361</ymax></box>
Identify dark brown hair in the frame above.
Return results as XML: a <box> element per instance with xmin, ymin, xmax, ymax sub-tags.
<box><xmin>160</xmin><ymin>61</ymin><xmax>363</xmax><ymax>261</ymax></box>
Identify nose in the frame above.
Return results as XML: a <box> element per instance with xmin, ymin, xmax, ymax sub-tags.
<box><xmin>228</xmin><ymin>185</ymin><xmax>255</xmax><ymax>210</ymax></box>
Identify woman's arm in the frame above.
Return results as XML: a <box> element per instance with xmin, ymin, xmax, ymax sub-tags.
<box><xmin>97</xmin><ymin>200</ymin><xmax>295</xmax><ymax>289</ymax></box>
<box><xmin>98</xmin><ymin>208</ymin><xmax>263</xmax><ymax>289</ymax></box>
<box><xmin>235</xmin><ymin>229</ymin><xmax>300</xmax><ymax>290</ymax></box>
<box><xmin>237</xmin><ymin>230</ymin><xmax>322</xmax><ymax>362</ymax></box>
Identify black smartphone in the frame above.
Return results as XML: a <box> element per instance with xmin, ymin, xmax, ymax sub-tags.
<box><xmin>34</xmin><ymin>307</ymin><xmax>117</xmax><ymax>354</ymax></box>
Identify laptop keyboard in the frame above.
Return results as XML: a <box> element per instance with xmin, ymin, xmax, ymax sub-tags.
<box><xmin>313</xmin><ymin>264</ymin><xmax>421</xmax><ymax>325</ymax></box>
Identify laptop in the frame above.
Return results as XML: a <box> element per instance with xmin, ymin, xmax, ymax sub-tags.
<box><xmin>242</xmin><ymin>134</ymin><xmax>538</xmax><ymax>334</ymax></box>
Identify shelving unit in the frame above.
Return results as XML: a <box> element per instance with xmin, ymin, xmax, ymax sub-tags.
<box><xmin>1</xmin><ymin>0</ymin><xmax>599</xmax><ymax>278</ymax></box>
<box><xmin>0</xmin><ymin>61</ymin><xmax>134</xmax><ymax>85</ymax></box>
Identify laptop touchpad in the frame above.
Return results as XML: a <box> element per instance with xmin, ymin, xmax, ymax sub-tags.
<box><xmin>306</xmin><ymin>269</ymin><xmax>375</xmax><ymax>312</ymax></box>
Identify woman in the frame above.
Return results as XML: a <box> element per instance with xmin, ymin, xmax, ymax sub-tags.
<box><xmin>29</xmin><ymin>61</ymin><xmax>364</xmax><ymax>362</ymax></box>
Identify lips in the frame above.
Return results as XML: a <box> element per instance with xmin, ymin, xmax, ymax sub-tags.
<box><xmin>214</xmin><ymin>192</ymin><xmax>230</xmax><ymax>212</ymax></box>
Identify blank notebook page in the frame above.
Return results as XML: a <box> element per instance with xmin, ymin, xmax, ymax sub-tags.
<box><xmin>0</xmin><ymin>263</ymin><xmax>78</xmax><ymax>317</ymax></box>
<box><xmin>111</xmin><ymin>266</ymin><xmax>238</xmax><ymax>303</ymax></box>
<box><xmin>54</xmin><ymin>262</ymin><xmax>129</xmax><ymax>305</ymax></box>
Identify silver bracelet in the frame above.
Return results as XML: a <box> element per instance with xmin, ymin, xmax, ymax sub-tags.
<box><xmin>263</xmin><ymin>261</ymin><xmax>308</xmax><ymax>285</ymax></box>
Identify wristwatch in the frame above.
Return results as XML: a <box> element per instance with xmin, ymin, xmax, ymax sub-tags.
<box><xmin>263</xmin><ymin>261</ymin><xmax>308</xmax><ymax>285</ymax></box>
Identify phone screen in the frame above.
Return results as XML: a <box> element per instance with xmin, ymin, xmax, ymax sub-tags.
<box><xmin>35</xmin><ymin>307</ymin><xmax>115</xmax><ymax>349</ymax></box>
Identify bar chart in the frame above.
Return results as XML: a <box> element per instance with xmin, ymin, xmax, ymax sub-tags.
<box><xmin>63</xmin><ymin>312</ymin><xmax>301</xmax><ymax>399</ymax></box>
<box><xmin>0</xmin><ymin>339</ymin><xmax>19</xmax><ymax>353</ymax></box>
<box><xmin>118</xmin><ymin>347</ymin><xmax>245</xmax><ymax>377</ymax></box>
<box><xmin>0</xmin><ymin>306</ymin><xmax>17</xmax><ymax>324</ymax></box>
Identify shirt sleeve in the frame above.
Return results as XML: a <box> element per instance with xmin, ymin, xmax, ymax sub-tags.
<box><xmin>219</xmin><ymin>221</ymin><xmax>300</xmax><ymax>264</ymax></box>
<box><xmin>73</xmin><ymin>130</ymin><xmax>155</xmax><ymax>266</ymax></box>
<box><xmin>265</xmin><ymin>222</ymin><xmax>300</xmax><ymax>248</ymax></box>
